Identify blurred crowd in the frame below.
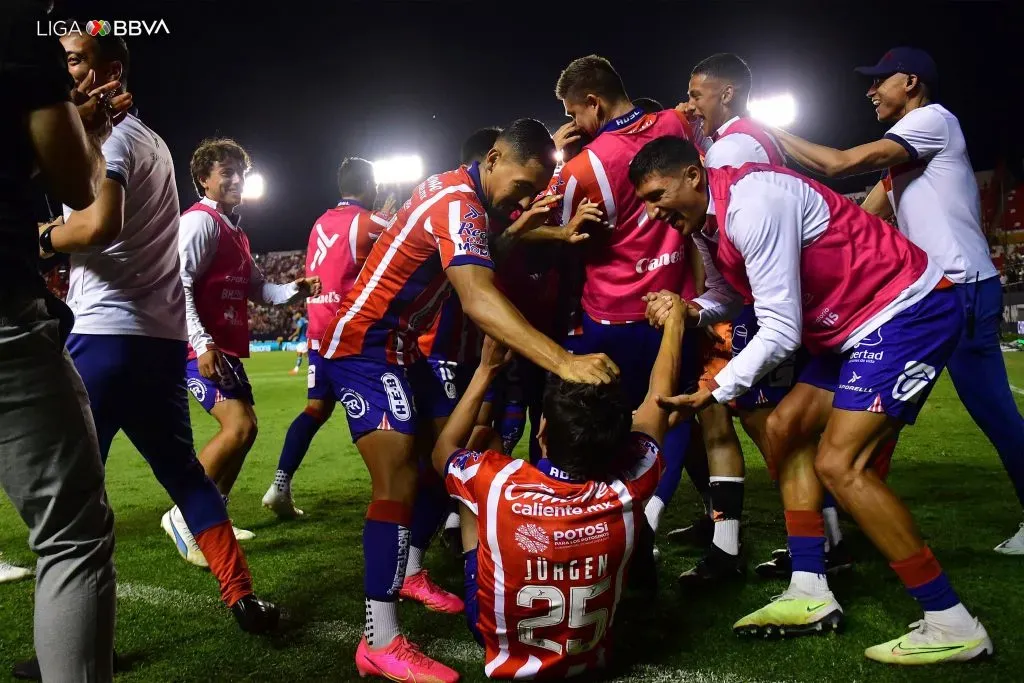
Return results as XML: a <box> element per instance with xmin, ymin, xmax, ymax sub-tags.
<box><xmin>249</xmin><ymin>251</ymin><xmax>306</xmax><ymax>339</ymax></box>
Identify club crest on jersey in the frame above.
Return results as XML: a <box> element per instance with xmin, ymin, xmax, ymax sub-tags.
<box><xmin>187</xmin><ymin>377</ymin><xmax>207</xmax><ymax>403</ymax></box>
<box><xmin>339</xmin><ymin>388</ymin><xmax>366</xmax><ymax>418</ymax></box>
<box><xmin>514</xmin><ymin>523</ymin><xmax>550</xmax><ymax>553</ymax></box>
<box><xmin>381</xmin><ymin>373</ymin><xmax>412</xmax><ymax>422</ymax></box>
<box><xmin>463</xmin><ymin>205</ymin><xmax>483</xmax><ymax>220</ymax></box>
<box><xmin>451</xmin><ymin>449</ymin><xmax>484</xmax><ymax>470</ymax></box>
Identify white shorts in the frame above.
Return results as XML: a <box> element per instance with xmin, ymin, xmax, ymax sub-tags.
<box><xmin>296</xmin><ymin>341</ymin><xmax>309</xmax><ymax>354</ymax></box>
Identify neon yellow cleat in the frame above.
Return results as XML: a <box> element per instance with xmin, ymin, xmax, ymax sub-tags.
<box><xmin>865</xmin><ymin>619</ymin><xmax>993</xmax><ymax>665</ymax></box>
<box><xmin>734</xmin><ymin>588</ymin><xmax>843</xmax><ymax>638</ymax></box>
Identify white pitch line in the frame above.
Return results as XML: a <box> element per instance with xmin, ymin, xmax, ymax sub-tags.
<box><xmin>116</xmin><ymin>581</ymin><xmax>784</xmax><ymax>683</ymax></box>
<box><xmin>1011</xmin><ymin>384</ymin><xmax>1024</xmax><ymax>397</ymax></box>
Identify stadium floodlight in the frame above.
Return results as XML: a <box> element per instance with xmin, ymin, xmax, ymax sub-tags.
<box><xmin>372</xmin><ymin>155</ymin><xmax>425</xmax><ymax>185</ymax></box>
<box><xmin>554</xmin><ymin>149</ymin><xmax>565</xmax><ymax>164</ymax></box>
<box><xmin>748</xmin><ymin>93</ymin><xmax>797</xmax><ymax>128</ymax></box>
<box><xmin>242</xmin><ymin>172</ymin><xmax>265</xmax><ymax>200</ymax></box>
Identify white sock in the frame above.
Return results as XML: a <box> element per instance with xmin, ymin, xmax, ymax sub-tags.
<box><xmin>644</xmin><ymin>496</ymin><xmax>666</xmax><ymax>532</ymax></box>
<box><xmin>405</xmin><ymin>546</ymin><xmax>425</xmax><ymax>577</ymax></box>
<box><xmin>790</xmin><ymin>570</ymin><xmax>831</xmax><ymax>597</ymax></box>
<box><xmin>444</xmin><ymin>511</ymin><xmax>460</xmax><ymax>531</ymax></box>
<box><xmin>273</xmin><ymin>469</ymin><xmax>292</xmax><ymax>492</ymax></box>
<box><xmin>712</xmin><ymin>520</ymin><xmax>740</xmax><ymax>556</ymax></box>
<box><xmin>925</xmin><ymin>603</ymin><xmax>975</xmax><ymax>633</ymax></box>
<box><xmin>823</xmin><ymin>506</ymin><xmax>842</xmax><ymax>548</ymax></box>
<box><xmin>364</xmin><ymin>598</ymin><xmax>400</xmax><ymax>648</ymax></box>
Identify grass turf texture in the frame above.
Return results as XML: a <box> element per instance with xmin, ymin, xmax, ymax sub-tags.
<box><xmin>2</xmin><ymin>350</ymin><xmax>1023</xmax><ymax>682</ymax></box>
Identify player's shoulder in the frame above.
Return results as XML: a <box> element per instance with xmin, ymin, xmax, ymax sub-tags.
<box><xmin>447</xmin><ymin>448</ymin><xmax>515</xmax><ymax>477</ymax></box>
<box><xmin>707</xmin><ymin>134</ymin><xmax>767</xmax><ymax>169</ymax></box>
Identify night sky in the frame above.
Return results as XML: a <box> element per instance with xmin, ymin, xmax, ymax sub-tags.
<box><xmin>48</xmin><ymin>0</ymin><xmax>1018</xmax><ymax>252</ymax></box>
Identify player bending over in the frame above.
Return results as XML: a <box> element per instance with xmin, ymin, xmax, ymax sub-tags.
<box><xmin>630</xmin><ymin>136</ymin><xmax>992</xmax><ymax>664</ymax></box>
<box><xmin>432</xmin><ymin>298</ymin><xmax>683</xmax><ymax>679</ymax></box>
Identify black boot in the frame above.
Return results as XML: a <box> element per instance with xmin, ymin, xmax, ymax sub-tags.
<box><xmin>231</xmin><ymin>594</ymin><xmax>280</xmax><ymax>634</ymax></box>
<box><xmin>677</xmin><ymin>544</ymin><xmax>744</xmax><ymax>588</ymax></box>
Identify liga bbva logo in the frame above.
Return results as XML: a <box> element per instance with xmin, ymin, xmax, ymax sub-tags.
<box><xmin>38</xmin><ymin>19</ymin><xmax>171</xmax><ymax>37</ymax></box>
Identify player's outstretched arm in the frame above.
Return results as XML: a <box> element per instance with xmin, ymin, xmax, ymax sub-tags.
<box><xmin>631</xmin><ymin>292</ymin><xmax>685</xmax><ymax>445</ymax></box>
<box><xmin>447</xmin><ymin>264</ymin><xmax>619</xmax><ymax>385</ymax></box>
<box><xmin>773</xmin><ymin>128</ymin><xmax>909</xmax><ymax>178</ymax></box>
<box><xmin>432</xmin><ymin>337</ymin><xmax>512</xmax><ymax>476</ymax></box>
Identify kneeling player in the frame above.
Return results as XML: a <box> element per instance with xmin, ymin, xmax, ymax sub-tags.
<box><xmin>432</xmin><ymin>296</ymin><xmax>684</xmax><ymax>679</ymax></box>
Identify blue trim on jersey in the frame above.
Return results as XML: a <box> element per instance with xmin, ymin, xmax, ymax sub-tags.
<box><xmin>106</xmin><ymin>169</ymin><xmax>127</xmax><ymax>188</ymax></box>
<box><xmin>465</xmin><ymin>162</ymin><xmax>488</xmax><ymax>208</ymax></box>
<box><xmin>337</xmin><ymin>199</ymin><xmax>369</xmax><ymax>210</ymax></box>
<box><xmin>598</xmin><ymin>107</ymin><xmax>644</xmax><ymax>135</ymax></box>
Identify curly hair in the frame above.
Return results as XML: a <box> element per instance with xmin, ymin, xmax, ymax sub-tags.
<box><xmin>189</xmin><ymin>137</ymin><xmax>251</xmax><ymax>197</ymax></box>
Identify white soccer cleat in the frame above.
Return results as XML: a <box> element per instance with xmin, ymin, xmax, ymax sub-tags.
<box><xmin>232</xmin><ymin>526</ymin><xmax>256</xmax><ymax>541</ymax></box>
<box><xmin>0</xmin><ymin>555</ymin><xmax>31</xmax><ymax>584</ymax></box>
<box><xmin>262</xmin><ymin>483</ymin><xmax>304</xmax><ymax>519</ymax></box>
<box><xmin>161</xmin><ymin>506</ymin><xmax>208</xmax><ymax>568</ymax></box>
<box><xmin>865</xmin><ymin>618</ymin><xmax>993</xmax><ymax>664</ymax></box>
<box><xmin>994</xmin><ymin>522</ymin><xmax>1024</xmax><ymax>555</ymax></box>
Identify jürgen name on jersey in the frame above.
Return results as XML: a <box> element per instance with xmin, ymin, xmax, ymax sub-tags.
<box><xmin>524</xmin><ymin>554</ymin><xmax>610</xmax><ymax>583</ymax></box>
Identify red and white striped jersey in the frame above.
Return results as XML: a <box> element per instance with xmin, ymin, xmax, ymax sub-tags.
<box><xmin>319</xmin><ymin>165</ymin><xmax>492</xmax><ymax>365</ymax></box>
<box><xmin>445</xmin><ymin>433</ymin><xmax>663</xmax><ymax>679</ymax></box>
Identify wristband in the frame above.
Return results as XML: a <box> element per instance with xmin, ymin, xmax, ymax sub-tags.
<box><xmin>39</xmin><ymin>224</ymin><xmax>57</xmax><ymax>255</ymax></box>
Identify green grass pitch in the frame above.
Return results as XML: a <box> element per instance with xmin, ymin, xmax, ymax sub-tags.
<box><xmin>2</xmin><ymin>351</ymin><xmax>1023</xmax><ymax>682</ymax></box>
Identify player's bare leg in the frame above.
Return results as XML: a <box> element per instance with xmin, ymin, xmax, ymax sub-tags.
<box><xmin>679</xmin><ymin>403</ymin><xmax>745</xmax><ymax>586</ymax></box>
<box><xmin>400</xmin><ymin>416</ymin><xmax>464</xmax><ymax>614</ymax></box>
<box><xmin>816</xmin><ymin>408</ymin><xmax>991</xmax><ymax>663</ymax></box>
<box><xmin>735</xmin><ymin>383</ymin><xmax>842</xmax><ymax>637</ymax></box>
<box><xmin>200</xmin><ymin>398</ymin><xmax>258</xmax><ymax>494</ymax></box>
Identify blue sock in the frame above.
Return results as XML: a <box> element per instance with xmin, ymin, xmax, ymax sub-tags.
<box><xmin>410</xmin><ymin>470</ymin><xmax>447</xmax><ymax>550</ymax></box>
<box><xmin>363</xmin><ymin>501</ymin><xmax>411</xmax><ymax>601</ymax></box>
<box><xmin>654</xmin><ymin>420</ymin><xmax>692</xmax><ymax>504</ymax></box>
<box><xmin>294</xmin><ymin>355</ymin><xmax>303</xmax><ymax>369</ymax></box>
<box><xmin>786</xmin><ymin>510</ymin><xmax>826</xmax><ymax>575</ymax></box>
<box><xmin>463</xmin><ymin>549</ymin><xmax>482</xmax><ymax>645</ymax></box>
<box><xmin>277</xmin><ymin>411</ymin><xmax>323</xmax><ymax>477</ymax></box>
<box><xmin>892</xmin><ymin>546</ymin><xmax>960</xmax><ymax>612</ymax></box>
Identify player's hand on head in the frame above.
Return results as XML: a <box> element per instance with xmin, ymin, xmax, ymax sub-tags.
<box><xmin>295</xmin><ymin>276</ymin><xmax>321</xmax><ymax>297</ymax></box>
<box><xmin>479</xmin><ymin>336</ymin><xmax>513</xmax><ymax>373</ymax></box>
<box><xmin>563</xmin><ymin>198</ymin><xmax>605</xmax><ymax>243</ymax></box>
<box><xmin>507</xmin><ymin>194</ymin><xmax>563</xmax><ymax>238</ymax></box>
<box><xmin>381</xmin><ymin>193</ymin><xmax>398</xmax><ymax>217</ymax></box>
<box><xmin>553</xmin><ymin>121</ymin><xmax>582</xmax><ymax>152</ymax></box>
<box><xmin>559</xmin><ymin>352</ymin><xmax>620</xmax><ymax>385</ymax></box>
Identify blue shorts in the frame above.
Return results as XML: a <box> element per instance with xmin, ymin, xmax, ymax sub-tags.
<box><xmin>323</xmin><ymin>355</ymin><xmax>417</xmax><ymax>441</ymax></box>
<box><xmin>306</xmin><ymin>349</ymin><xmax>332</xmax><ymax>401</ymax></box>
<box><xmin>185</xmin><ymin>354</ymin><xmax>254</xmax><ymax>412</ymax></box>
<box><xmin>564</xmin><ymin>315</ymin><xmax>699</xmax><ymax>408</ymax></box>
<box><xmin>798</xmin><ymin>288</ymin><xmax>961</xmax><ymax>425</ymax></box>
<box><xmin>732</xmin><ymin>303</ymin><xmax>800</xmax><ymax>410</ymax></box>
<box><xmin>408</xmin><ymin>357</ymin><xmax>473</xmax><ymax>421</ymax></box>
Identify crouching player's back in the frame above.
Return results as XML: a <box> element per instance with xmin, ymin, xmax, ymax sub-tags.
<box><xmin>433</xmin><ymin>292</ymin><xmax>685</xmax><ymax>679</ymax></box>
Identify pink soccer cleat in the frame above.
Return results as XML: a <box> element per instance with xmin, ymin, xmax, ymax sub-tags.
<box><xmin>355</xmin><ymin>635</ymin><xmax>460</xmax><ymax>682</ymax></box>
<box><xmin>399</xmin><ymin>570</ymin><xmax>464</xmax><ymax>614</ymax></box>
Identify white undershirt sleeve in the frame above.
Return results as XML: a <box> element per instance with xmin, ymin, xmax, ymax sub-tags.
<box><xmin>178</xmin><ymin>211</ymin><xmax>219</xmax><ymax>357</ymax></box>
<box><xmin>710</xmin><ymin>197</ymin><xmax>804</xmax><ymax>403</ymax></box>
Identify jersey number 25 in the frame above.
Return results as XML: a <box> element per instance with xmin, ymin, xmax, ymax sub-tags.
<box><xmin>516</xmin><ymin>577</ymin><xmax>610</xmax><ymax>655</ymax></box>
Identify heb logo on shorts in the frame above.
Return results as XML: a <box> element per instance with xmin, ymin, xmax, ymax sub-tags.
<box><xmin>635</xmin><ymin>246</ymin><xmax>685</xmax><ymax>274</ymax></box>
<box><xmin>850</xmin><ymin>329</ymin><xmax>885</xmax><ymax>363</ymax></box>
<box><xmin>340</xmin><ymin>388</ymin><xmax>366</xmax><ymax>418</ymax></box>
<box><xmin>892</xmin><ymin>361</ymin><xmax>936</xmax><ymax>403</ymax></box>
<box><xmin>380</xmin><ymin>373</ymin><xmax>412</xmax><ymax>422</ymax></box>
<box><xmin>553</xmin><ymin>522</ymin><xmax>610</xmax><ymax>548</ymax></box>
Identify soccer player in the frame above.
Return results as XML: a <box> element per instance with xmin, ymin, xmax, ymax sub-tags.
<box><xmin>178</xmin><ymin>138</ymin><xmax>321</xmax><ymax>540</ymax></box>
<box><xmin>432</xmin><ymin>292</ymin><xmax>683</xmax><ymax>679</ymax></box>
<box><xmin>42</xmin><ymin>29</ymin><xmax>279</xmax><ymax>631</ymax></box>
<box><xmin>670</xmin><ymin>53</ymin><xmax>810</xmax><ymax>585</ymax></box>
<box><xmin>288</xmin><ymin>311</ymin><xmax>309</xmax><ymax>375</ymax></box>
<box><xmin>263</xmin><ymin>157</ymin><xmax>385</xmax><ymax>518</ymax></box>
<box><xmin>770</xmin><ymin>47</ymin><xmax>1024</xmax><ymax>554</ymax></box>
<box><xmin>630</xmin><ymin>136</ymin><xmax>993</xmax><ymax>664</ymax></box>
<box><xmin>552</xmin><ymin>55</ymin><xmax>707</xmax><ymax>539</ymax></box>
<box><xmin>319</xmin><ymin>119</ymin><xmax>618</xmax><ymax>681</ymax></box>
